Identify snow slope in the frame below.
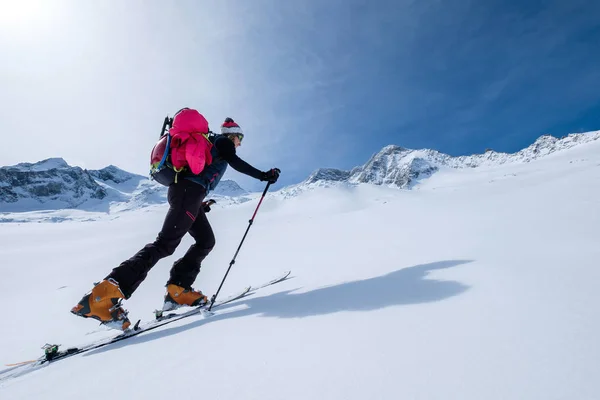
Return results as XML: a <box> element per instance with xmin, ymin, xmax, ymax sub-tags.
<box><xmin>0</xmin><ymin>137</ymin><xmax>599</xmax><ymax>399</ymax></box>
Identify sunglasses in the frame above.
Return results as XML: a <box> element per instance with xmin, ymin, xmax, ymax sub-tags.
<box><xmin>235</xmin><ymin>134</ymin><xmax>244</xmax><ymax>142</ymax></box>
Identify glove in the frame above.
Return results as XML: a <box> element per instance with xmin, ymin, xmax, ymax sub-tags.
<box><xmin>261</xmin><ymin>168</ymin><xmax>281</xmax><ymax>184</ymax></box>
<box><xmin>202</xmin><ymin>199</ymin><xmax>216</xmax><ymax>213</ymax></box>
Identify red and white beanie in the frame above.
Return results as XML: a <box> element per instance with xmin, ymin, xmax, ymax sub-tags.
<box><xmin>220</xmin><ymin>117</ymin><xmax>243</xmax><ymax>135</ymax></box>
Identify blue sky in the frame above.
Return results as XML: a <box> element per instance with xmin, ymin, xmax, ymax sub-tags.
<box><xmin>1</xmin><ymin>0</ymin><xmax>599</xmax><ymax>191</ymax></box>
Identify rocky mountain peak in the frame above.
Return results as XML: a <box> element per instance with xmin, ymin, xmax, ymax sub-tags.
<box><xmin>11</xmin><ymin>157</ymin><xmax>70</xmax><ymax>172</ymax></box>
<box><xmin>289</xmin><ymin>131</ymin><xmax>600</xmax><ymax>192</ymax></box>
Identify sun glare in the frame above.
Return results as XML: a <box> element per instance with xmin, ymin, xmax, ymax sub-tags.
<box><xmin>0</xmin><ymin>0</ymin><xmax>59</xmax><ymax>35</ymax></box>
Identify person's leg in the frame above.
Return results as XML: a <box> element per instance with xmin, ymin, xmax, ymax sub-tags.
<box><xmin>167</xmin><ymin>206</ymin><xmax>216</xmax><ymax>289</ymax></box>
<box><xmin>107</xmin><ymin>180</ymin><xmax>206</xmax><ymax>297</ymax></box>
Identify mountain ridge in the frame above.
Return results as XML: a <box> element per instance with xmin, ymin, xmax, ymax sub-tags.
<box><xmin>290</xmin><ymin>131</ymin><xmax>600</xmax><ymax>191</ymax></box>
<box><xmin>1</xmin><ymin>130</ymin><xmax>599</xmax><ymax>214</ymax></box>
<box><xmin>0</xmin><ymin>159</ymin><xmax>250</xmax><ymax>215</ymax></box>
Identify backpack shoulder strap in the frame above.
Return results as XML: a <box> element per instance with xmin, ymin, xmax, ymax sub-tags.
<box><xmin>208</xmin><ymin>132</ymin><xmax>223</xmax><ymax>145</ymax></box>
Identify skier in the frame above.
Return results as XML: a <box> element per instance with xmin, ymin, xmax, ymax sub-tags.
<box><xmin>71</xmin><ymin>115</ymin><xmax>281</xmax><ymax>330</ymax></box>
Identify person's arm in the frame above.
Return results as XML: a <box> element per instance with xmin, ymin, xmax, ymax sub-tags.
<box><xmin>215</xmin><ymin>137</ymin><xmax>264</xmax><ymax>180</ymax></box>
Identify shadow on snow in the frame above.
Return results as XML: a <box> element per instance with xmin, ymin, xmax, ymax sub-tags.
<box><xmin>86</xmin><ymin>259</ymin><xmax>472</xmax><ymax>356</ymax></box>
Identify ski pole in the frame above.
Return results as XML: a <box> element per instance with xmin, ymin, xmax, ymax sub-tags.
<box><xmin>208</xmin><ymin>181</ymin><xmax>272</xmax><ymax>310</ymax></box>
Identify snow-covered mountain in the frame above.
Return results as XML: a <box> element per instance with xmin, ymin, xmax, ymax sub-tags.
<box><xmin>0</xmin><ymin>158</ymin><xmax>108</xmax><ymax>211</ymax></box>
<box><xmin>0</xmin><ymin>158</ymin><xmax>167</xmax><ymax>214</ymax></box>
<box><xmin>210</xmin><ymin>179</ymin><xmax>248</xmax><ymax>197</ymax></box>
<box><xmin>0</xmin><ymin>158</ymin><xmax>251</xmax><ymax>220</ymax></box>
<box><xmin>289</xmin><ymin>131</ymin><xmax>600</xmax><ymax>191</ymax></box>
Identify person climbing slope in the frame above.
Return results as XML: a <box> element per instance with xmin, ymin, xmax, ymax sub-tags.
<box><xmin>71</xmin><ymin>110</ymin><xmax>280</xmax><ymax>330</ymax></box>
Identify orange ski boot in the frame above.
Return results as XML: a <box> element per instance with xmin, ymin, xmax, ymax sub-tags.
<box><xmin>71</xmin><ymin>278</ymin><xmax>131</xmax><ymax>331</ymax></box>
<box><xmin>162</xmin><ymin>284</ymin><xmax>208</xmax><ymax>311</ymax></box>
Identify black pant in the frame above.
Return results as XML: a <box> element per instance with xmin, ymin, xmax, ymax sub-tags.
<box><xmin>106</xmin><ymin>179</ymin><xmax>215</xmax><ymax>298</ymax></box>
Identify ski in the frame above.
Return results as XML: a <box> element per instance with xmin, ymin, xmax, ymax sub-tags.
<box><xmin>1</xmin><ymin>271</ymin><xmax>291</xmax><ymax>380</ymax></box>
<box><xmin>248</xmin><ymin>270</ymin><xmax>291</xmax><ymax>291</ymax></box>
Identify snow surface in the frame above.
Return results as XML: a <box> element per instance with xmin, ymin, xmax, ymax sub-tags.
<box><xmin>0</xmin><ymin>138</ymin><xmax>599</xmax><ymax>399</ymax></box>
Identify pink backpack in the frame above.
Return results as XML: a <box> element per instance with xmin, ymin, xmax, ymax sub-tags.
<box><xmin>150</xmin><ymin>108</ymin><xmax>213</xmax><ymax>186</ymax></box>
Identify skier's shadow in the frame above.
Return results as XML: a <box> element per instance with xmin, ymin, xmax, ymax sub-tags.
<box><xmin>86</xmin><ymin>259</ymin><xmax>472</xmax><ymax>356</ymax></box>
